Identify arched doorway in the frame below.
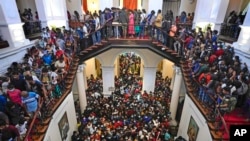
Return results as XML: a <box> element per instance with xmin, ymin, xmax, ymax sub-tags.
<box><xmin>115</xmin><ymin>51</ymin><xmax>143</xmax><ymax>95</ymax></box>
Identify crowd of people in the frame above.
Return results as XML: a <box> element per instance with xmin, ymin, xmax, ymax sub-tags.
<box><xmin>178</xmin><ymin>24</ymin><xmax>250</xmax><ymax>121</ymax></box>
<box><xmin>0</xmin><ymin>19</ymin><xmax>76</xmax><ymax>140</ymax></box>
<box><xmin>72</xmin><ymin>52</ymin><xmax>174</xmax><ymax>141</ymax></box>
<box><xmin>69</xmin><ymin>7</ymin><xmax>192</xmax><ymax>50</ymax></box>
<box><xmin>1</xmin><ymin>4</ymin><xmax>249</xmax><ymax>141</ymax></box>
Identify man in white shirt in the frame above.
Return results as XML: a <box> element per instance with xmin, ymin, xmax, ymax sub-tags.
<box><xmin>93</xmin><ymin>13</ymin><xmax>102</xmax><ymax>45</ymax></box>
<box><xmin>82</xmin><ymin>22</ymin><xmax>88</xmax><ymax>37</ymax></box>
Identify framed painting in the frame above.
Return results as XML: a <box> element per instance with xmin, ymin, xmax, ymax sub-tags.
<box><xmin>58</xmin><ymin>112</ymin><xmax>69</xmax><ymax>141</ymax></box>
<box><xmin>187</xmin><ymin>116</ymin><xmax>199</xmax><ymax>141</ymax></box>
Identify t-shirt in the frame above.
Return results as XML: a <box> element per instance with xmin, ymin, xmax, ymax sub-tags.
<box><xmin>7</xmin><ymin>89</ymin><xmax>22</xmax><ymax>105</ymax></box>
<box><xmin>22</xmin><ymin>92</ymin><xmax>39</xmax><ymax>112</ymax></box>
<box><xmin>95</xmin><ymin>17</ymin><xmax>100</xmax><ymax>30</ymax></box>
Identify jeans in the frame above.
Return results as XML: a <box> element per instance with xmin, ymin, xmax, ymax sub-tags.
<box><xmin>162</xmin><ymin>32</ymin><xmax>167</xmax><ymax>45</ymax></box>
<box><xmin>92</xmin><ymin>33</ymin><xmax>97</xmax><ymax>45</ymax></box>
<box><xmin>96</xmin><ymin>31</ymin><xmax>101</xmax><ymax>43</ymax></box>
<box><xmin>138</xmin><ymin>22</ymin><xmax>145</xmax><ymax>38</ymax></box>
<box><xmin>156</xmin><ymin>28</ymin><xmax>161</xmax><ymax>41</ymax></box>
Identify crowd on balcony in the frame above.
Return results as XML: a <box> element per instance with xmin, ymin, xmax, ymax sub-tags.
<box><xmin>19</xmin><ymin>8</ymin><xmax>41</xmax><ymax>36</ymax></box>
<box><xmin>178</xmin><ymin>24</ymin><xmax>250</xmax><ymax>120</ymax></box>
<box><xmin>68</xmin><ymin>8</ymin><xmax>195</xmax><ymax>50</ymax></box>
<box><xmin>0</xmin><ymin>22</ymin><xmax>76</xmax><ymax>140</ymax></box>
<box><xmin>219</xmin><ymin>10</ymin><xmax>246</xmax><ymax>39</ymax></box>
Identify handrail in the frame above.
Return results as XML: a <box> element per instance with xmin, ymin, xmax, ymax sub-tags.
<box><xmin>192</xmin><ymin>77</ymin><xmax>230</xmax><ymax>138</ymax></box>
<box><xmin>24</xmin><ymin>18</ymin><xmax>115</xmax><ymax>140</ymax></box>
<box><xmin>23</xmin><ymin>72</ymin><xmax>69</xmax><ymax>141</ymax></box>
<box><xmin>23</xmin><ymin>97</ymin><xmax>44</xmax><ymax>141</ymax></box>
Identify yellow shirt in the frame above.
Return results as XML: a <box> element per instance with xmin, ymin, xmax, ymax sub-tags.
<box><xmin>154</xmin><ymin>13</ymin><xmax>163</xmax><ymax>28</ymax></box>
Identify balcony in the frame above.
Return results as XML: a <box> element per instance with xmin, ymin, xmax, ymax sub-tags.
<box><xmin>218</xmin><ymin>23</ymin><xmax>241</xmax><ymax>43</ymax></box>
<box><xmin>23</xmin><ymin>19</ymin><xmax>249</xmax><ymax>141</ymax></box>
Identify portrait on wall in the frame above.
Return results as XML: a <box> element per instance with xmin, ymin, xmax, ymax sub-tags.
<box><xmin>58</xmin><ymin>112</ymin><xmax>69</xmax><ymax>141</ymax></box>
<box><xmin>187</xmin><ymin>116</ymin><xmax>199</xmax><ymax>141</ymax></box>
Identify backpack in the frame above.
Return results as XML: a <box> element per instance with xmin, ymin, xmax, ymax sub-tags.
<box><xmin>227</xmin><ymin>96</ymin><xmax>237</xmax><ymax>112</ymax></box>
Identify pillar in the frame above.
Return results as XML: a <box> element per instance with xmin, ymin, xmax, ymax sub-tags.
<box><xmin>193</xmin><ymin>0</ymin><xmax>229</xmax><ymax>31</ymax></box>
<box><xmin>76</xmin><ymin>64</ymin><xmax>87</xmax><ymax>113</ymax></box>
<box><xmin>114</xmin><ymin>57</ymin><xmax>119</xmax><ymax>78</ymax></box>
<box><xmin>142</xmin><ymin>66</ymin><xmax>157</xmax><ymax>93</ymax></box>
<box><xmin>234</xmin><ymin>7</ymin><xmax>250</xmax><ymax>53</ymax></box>
<box><xmin>170</xmin><ymin>65</ymin><xmax>176</xmax><ymax>91</ymax></box>
<box><xmin>0</xmin><ymin>0</ymin><xmax>30</xmax><ymax>48</ymax></box>
<box><xmin>169</xmin><ymin>66</ymin><xmax>182</xmax><ymax>125</ymax></box>
<box><xmin>35</xmin><ymin>0</ymin><xmax>68</xmax><ymax>29</ymax></box>
<box><xmin>102</xmin><ymin>65</ymin><xmax>115</xmax><ymax>97</ymax></box>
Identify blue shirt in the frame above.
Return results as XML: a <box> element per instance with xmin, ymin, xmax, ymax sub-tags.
<box><xmin>22</xmin><ymin>92</ymin><xmax>39</xmax><ymax>112</ymax></box>
<box><xmin>0</xmin><ymin>94</ymin><xmax>7</xmax><ymax>112</ymax></box>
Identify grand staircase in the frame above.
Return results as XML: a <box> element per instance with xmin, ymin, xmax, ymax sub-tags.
<box><xmin>24</xmin><ymin>21</ymin><xmax>250</xmax><ymax>141</ymax></box>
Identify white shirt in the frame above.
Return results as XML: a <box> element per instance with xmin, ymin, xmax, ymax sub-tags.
<box><xmin>95</xmin><ymin>17</ymin><xmax>100</xmax><ymax>29</ymax></box>
<box><xmin>82</xmin><ymin>25</ymin><xmax>88</xmax><ymax>36</ymax></box>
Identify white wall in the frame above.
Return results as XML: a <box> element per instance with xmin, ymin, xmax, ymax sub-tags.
<box><xmin>177</xmin><ymin>95</ymin><xmax>212</xmax><ymax>141</ymax></box>
<box><xmin>44</xmin><ymin>92</ymin><xmax>77</xmax><ymax>141</ymax></box>
<box><xmin>66</xmin><ymin>0</ymin><xmax>84</xmax><ymax>19</ymax></box>
<box><xmin>148</xmin><ymin>0</ymin><xmax>162</xmax><ymax>15</ymax></box>
<box><xmin>85</xmin><ymin>58</ymin><xmax>97</xmax><ymax>78</ymax></box>
<box><xmin>225</xmin><ymin>0</ymin><xmax>242</xmax><ymax>19</ymax></box>
<box><xmin>99</xmin><ymin>0</ymin><xmax>113</xmax><ymax>11</ymax></box>
<box><xmin>179</xmin><ymin>0</ymin><xmax>197</xmax><ymax>15</ymax></box>
<box><xmin>16</xmin><ymin>0</ymin><xmax>37</xmax><ymax>15</ymax></box>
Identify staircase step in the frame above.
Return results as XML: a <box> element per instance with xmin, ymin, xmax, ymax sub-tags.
<box><xmin>101</xmin><ymin>40</ymin><xmax>108</xmax><ymax>43</ymax></box>
<box><xmin>39</xmin><ymin>117</ymin><xmax>52</xmax><ymax>126</ymax></box>
<box><xmin>35</xmin><ymin>124</ymin><xmax>49</xmax><ymax>134</ymax></box>
<box><xmin>30</xmin><ymin>134</ymin><xmax>45</xmax><ymax>141</ymax></box>
<box><xmin>210</xmin><ymin>130</ymin><xmax>224</xmax><ymax>140</ymax></box>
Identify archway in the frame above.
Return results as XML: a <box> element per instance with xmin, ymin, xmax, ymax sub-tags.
<box><xmin>114</xmin><ymin>51</ymin><xmax>143</xmax><ymax>95</ymax></box>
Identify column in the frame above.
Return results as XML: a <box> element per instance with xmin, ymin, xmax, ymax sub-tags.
<box><xmin>234</xmin><ymin>7</ymin><xmax>250</xmax><ymax>53</ymax></box>
<box><xmin>0</xmin><ymin>0</ymin><xmax>30</xmax><ymax>48</ymax></box>
<box><xmin>35</xmin><ymin>0</ymin><xmax>68</xmax><ymax>28</ymax></box>
<box><xmin>76</xmin><ymin>64</ymin><xmax>87</xmax><ymax>113</ymax></box>
<box><xmin>102</xmin><ymin>65</ymin><xmax>115</xmax><ymax>97</ymax></box>
<box><xmin>142</xmin><ymin>67</ymin><xmax>157</xmax><ymax>93</ymax></box>
<box><xmin>193</xmin><ymin>0</ymin><xmax>229</xmax><ymax>31</ymax></box>
<box><xmin>169</xmin><ymin>66</ymin><xmax>182</xmax><ymax>126</ymax></box>
<box><xmin>170</xmin><ymin>65</ymin><xmax>176</xmax><ymax>91</ymax></box>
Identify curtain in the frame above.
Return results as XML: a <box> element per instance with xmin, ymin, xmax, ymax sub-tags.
<box><xmin>162</xmin><ymin>0</ymin><xmax>181</xmax><ymax>19</ymax></box>
<box><xmin>123</xmin><ymin>0</ymin><xmax>138</xmax><ymax>10</ymax></box>
<box><xmin>82</xmin><ymin>0</ymin><xmax>88</xmax><ymax>13</ymax></box>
